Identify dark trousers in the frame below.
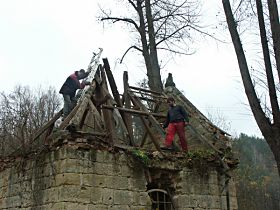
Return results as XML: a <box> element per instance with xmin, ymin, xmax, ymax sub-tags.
<box><xmin>62</xmin><ymin>94</ymin><xmax>77</xmax><ymax>118</ymax></box>
<box><xmin>164</xmin><ymin>121</ymin><xmax>188</xmax><ymax>151</ymax></box>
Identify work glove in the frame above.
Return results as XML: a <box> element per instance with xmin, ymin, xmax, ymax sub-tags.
<box><xmin>161</xmin><ymin>123</ymin><xmax>167</xmax><ymax>129</ymax></box>
<box><xmin>84</xmin><ymin>81</ymin><xmax>91</xmax><ymax>85</ymax></box>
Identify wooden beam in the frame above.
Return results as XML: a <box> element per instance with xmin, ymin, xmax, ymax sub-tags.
<box><xmin>140</xmin><ymin>131</ymin><xmax>149</xmax><ymax>147</ymax></box>
<box><xmin>100</xmin><ymin>66</ymin><xmax>116</xmax><ymax>144</ymax></box>
<box><xmin>102</xmin><ymin>61</ymin><xmax>134</xmax><ymax>145</ymax></box>
<box><xmin>71</xmin><ymin>130</ymin><xmax>107</xmax><ymax>138</ymax></box>
<box><xmin>129</xmin><ymin>85</ymin><xmax>162</xmax><ymax>95</ymax></box>
<box><xmin>139</xmin><ymin>101</ymin><xmax>160</xmax><ymax>147</ymax></box>
<box><xmin>123</xmin><ymin>71</ymin><xmax>134</xmax><ymax>145</ymax></box>
<box><xmin>128</xmin><ymin>91</ymin><xmax>166</xmax><ymax>139</ymax></box>
<box><xmin>69</xmin><ymin>96</ymin><xmax>90</xmax><ymax>129</ymax></box>
<box><xmin>138</xmin><ymin>110</ymin><xmax>163</xmax><ymax>154</ymax></box>
<box><xmin>88</xmin><ymin>99</ymin><xmax>104</xmax><ymax>131</ymax></box>
<box><xmin>102</xmin><ymin>58</ymin><xmax>123</xmax><ymax>107</ymax></box>
<box><xmin>101</xmin><ymin>105</ymin><xmax>166</xmax><ymax>118</ymax></box>
<box><xmin>128</xmin><ymin>92</ymin><xmax>163</xmax><ymax>153</ymax></box>
<box><xmin>32</xmin><ymin>109</ymin><xmax>63</xmax><ymax>141</ymax></box>
<box><xmin>93</xmin><ymin>75</ymin><xmax>103</xmax><ymax>114</ymax></box>
<box><xmin>112</xmin><ymin>108</ymin><xmax>130</xmax><ymax>145</ymax></box>
<box><xmin>129</xmin><ymin>90</ymin><xmax>167</xmax><ymax>101</ymax></box>
<box><xmin>59</xmin><ymin>103</ymin><xmax>81</xmax><ymax>130</ymax></box>
<box><xmin>132</xmin><ymin>95</ymin><xmax>165</xmax><ymax>103</ymax></box>
<box><xmin>187</xmin><ymin>125</ymin><xmax>223</xmax><ymax>155</ymax></box>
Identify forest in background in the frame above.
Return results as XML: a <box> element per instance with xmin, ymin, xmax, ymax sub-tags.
<box><xmin>233</xmin><ymin>133</ymin><xmax>280</xmax><ymax>210</ymax></box>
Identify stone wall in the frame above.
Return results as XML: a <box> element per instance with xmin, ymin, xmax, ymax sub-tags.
<box><xmin>174</xmin><ymin>169</ymin><xmax>238</xmax><ymax>210</ymax></box>
<box><xmin>0</xmin><ymin>146</ymin><xmax>237</xmax><ymax>210</ymax></box>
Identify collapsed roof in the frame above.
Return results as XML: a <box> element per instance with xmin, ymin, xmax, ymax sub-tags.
<box><xmin>23</xmin><ymin>49</ymin><xmax>237</xmax><ymax>174</ymax></box>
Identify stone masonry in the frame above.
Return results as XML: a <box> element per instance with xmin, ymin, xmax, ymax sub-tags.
<box><xmin>0</xmin><ymin>146</ymin><xmax>238</xmax><ymax>210</ymax></box>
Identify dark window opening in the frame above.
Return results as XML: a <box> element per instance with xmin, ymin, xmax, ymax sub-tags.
<box><xmin>147</xmin><ymin>189</ymin><xmax>175</xmax><ymax>210</ymax></box>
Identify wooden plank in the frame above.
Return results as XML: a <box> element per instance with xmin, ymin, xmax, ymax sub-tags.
<box><xmin>128</xmin><ymin>91</ymin><xmax>166</xmax><ymax>139</ymax></box>
<box><xmin>71</xmin><ymin>130</ymin><xmax>107</xmax><ymax>137</ymax></box>
<box><xmin>93</xmin><ymin>74</ymin><xmax>103</xmax><ymax>114</ymax></box>
<box><xmin>113</xmin><ymin>143</ymin><xmax>138</xmax><ymax>151</ymax></box>
<box><xmin>128</xmin><ymin>92</ymin><xmax>163</xmax><ymax>153</ymax></box>
<box><xmin>102</xmin><ymin>58</ymin><xmax>122</xmax><ymax>107</ymax></box>
<box><xmin>138</xmin><ymin>110</ymin><xmax>163</xmax><ymax>154</ymax></box>
<box><xmin>133</xmin><ymin>95</ymin><xmax>165</xmax><ymax>103</ymax></box>
<box><xmin>139</xmin><ymin>101</ymin><xmax>160</xmax><ymax>147</ymax></box>
<box><xmin>92</xmin><ymin>73</ymin><xmax>116</xmax><ymax>107</ymax></box>
<box><xmin>140</xmin><ymin>131</ymin><xmax>149</xmax><ymax>147</ymax></box>
<box><xmin>100</xmin><ymin>66</ymin><xmax>116</xmax><ymax>144</ymax></box>
<box><xmin>129</xmin><ymin>90</ymin><xmax>168</xmax><ymax>101</ymax></box>
<box><xmin>102</xmin><ymin>62</ymin><xmax>134</xmax><ymax>145</ymax></box>
<box><xmin>129</xmin><ymin>85</ymin><xmax>162</xmax><ymax>95</ymax></box>
<box><xmin>88</xmin><ymin>99</ymin><xmax>104</xmax><ymax>131</ymax></box>
<box><xmin>59</xmin><ymin>103</ymin><xmax>81</xmax><ymax>130</ymax></box>
<box><xmin>32</xmin><ymin>109</ymin><xmax>63</xmax><ymax>141</ymax></box>
<box><xmin>101</xmin><ymin>105</ymin><xmax>166</xmax><ymax>118</ymax></box>
<box><xmin>123</xmin><ymin>71</ymin><xmax>134</xmax><ymax>145</ymax></box>
<box><xmin>79</xmin><ymin>107</ymin><xmax>90</xmax><ymax>131</ymax></box>
<box><xmin>187</xmin><ymin>125</ymin><xmax>223</xmax><ymax>155</ymax></box>
<box><xmin>112</xmin><ymin>108</ymin><xmax>130</xmax><ymax>145</ymax></box>
<box><xmin>69</xmin><ymin>96</ymin><xmax>90</xmax><ymax>128</ymax></box>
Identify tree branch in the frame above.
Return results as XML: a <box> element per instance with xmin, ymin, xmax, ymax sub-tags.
<box><xmin>101</xmin><ymin>17</ymin><xmax>140</xmax><ymax>31</ymax></box>
<box><xmin>120</xmin><ymin>45</ymin><xmax>143</xmax><ymax>63</ymax></box>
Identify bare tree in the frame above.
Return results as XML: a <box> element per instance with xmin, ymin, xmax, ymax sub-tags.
<box><xmin>99</xmin><ymin>0</ymin><xmax>202</xmax><ymax>92</ymax></box>
<box><xmin>205</xmin><ymin>107</ymin><xmax>232</xmax><ymax>134</ymax></box>
<box><xmin>0</xmin><ymin>85</ymin><xmax>61</xmax><ymax>156</ymax></box>
<box><xmin>222</xmin><ymin>0</ymin><xmax>280</xmax><ymax>176</ymax></box>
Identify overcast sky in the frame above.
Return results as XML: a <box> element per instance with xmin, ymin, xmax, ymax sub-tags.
<box><xmin>0</xmin><ymin>0</ymin><xmax>262</xmax><ymax>137</ymax></box>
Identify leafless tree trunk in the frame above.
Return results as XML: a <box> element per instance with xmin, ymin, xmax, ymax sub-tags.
<box><xmin>268</xmin><ymin>0</ymin><xmax>280</xmax><ymax>81</ymax></box>
<box><xmin>145</xmin><ymin>0</ymin><xmax>162</xmax><ymax>92</ymax></box>
<box><xmin>222</xmin><ymin>0</ymin><xmax>280</xmax><ymax>176</ymax></box>
<box><xmin>100</xmin><ymin>0</ymin><xmax>202</xmax><ymax>92</ymax></box>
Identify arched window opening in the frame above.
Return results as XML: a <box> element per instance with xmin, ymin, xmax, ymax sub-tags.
<box><xmin>147</xmin><ymin>189</ymin><xmax>175</xmax><ymax>210</ymax></box>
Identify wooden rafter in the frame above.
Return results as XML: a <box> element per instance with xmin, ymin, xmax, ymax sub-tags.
<box><xmin>103</xmin><ymin>61</ymin><xmax>135</xmax><ymax>145</ymax></box>
<box><xmin>68</xmin><ymin>96</ymin><xmax>90</xmax><ymax>129</ymax></box>
<box><xmin>32</xmin><ymin>109</ymin><xmax>63</xmax><ymax>142</ymax></box>
<box><xmin>100</xmin><ymin>65</ymin><xmax>116</xmax><ymax>144</ymax></box>
<box><xmin>101</xmin><ymin>105</ymin><xmax>165</xmax><ymax>118</ymax></box>
<box><xmin>128</xmin><ymin>90</ymin><xmax>163</xmax><ymax>153</ymax></box>
<box><xmin>128</xmin><ymin>91</ymin><xmax>165</xmax><ymax>138</ymax></box>
<box><xmin>123</xmin><ymin>71</ymin><xmax>134</xmax><ymax>145</ymax></box>
<box><xmin>88</xmin><ymin>99</ymin><xmax>104</xmax><ymax>131</ymax></box>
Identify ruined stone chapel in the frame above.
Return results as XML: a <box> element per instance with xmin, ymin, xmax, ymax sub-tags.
<box><xmin>0</xmin><ymin>50</ymin><xmax>239</xmax><ymax>210</ymax></box>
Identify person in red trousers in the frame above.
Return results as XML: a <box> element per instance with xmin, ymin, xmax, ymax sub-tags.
<box><xmin>162</xmin><ymin>97</ymin><xmax>189</xmax><ymax>151</ymax></box>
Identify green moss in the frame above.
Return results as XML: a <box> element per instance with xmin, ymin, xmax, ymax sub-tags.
<box><xmin>185</xmin><ymin>149</ymin><xmax>216</xmax><ymax>160</ymax></box>
<box><xmin>184</xmin><ymin>149</ymin><xmax>217</xmax><ymax>175</ymax></box>
<box><xmin>131</xmin><ymin>149</ymin><xmax>150</xmax><ymax>165</ymax></box>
